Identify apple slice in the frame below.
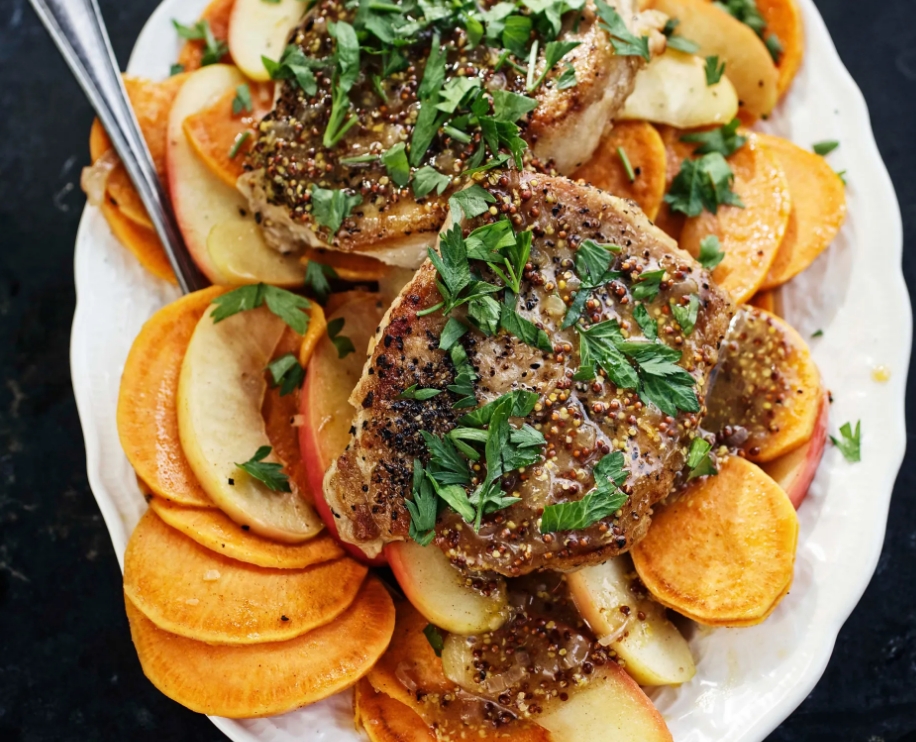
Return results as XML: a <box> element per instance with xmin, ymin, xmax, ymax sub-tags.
<box><xmin>228</xmin><ymin>0</ymin><xmax>306</xmax><ymax>82</ymax></box>
<box><xmin>166</xmin><ymin>64</ymin><xmax>247</xmax><ymax>284</ymax></box>
<box><xmin>762</xmin><ymin>390</ymin><xmax>829</xmax><ymax>509</ymax></box>
<box><xmin>208</xmin><ymin>219</ymin><xmax>305</xmax><ymax>287</ymax></box>
<box><xmin>178</xmin><ymin>303</ymin><xmax>323</xmax><ymax>542</ymax></box>
<box><xmin>568</xmin><ymin>558</ymin><xmax>696</xmax><ymax>686</ymax></box>
<box><xmin>386</xmin><ymin>540</ymin><xmax>508</xmax><ymax>635</ymax></box>
<box><xmin>299</xmin><ymin>293</ymin><xmax>388</xmax><ymax>564</ymax></box>
<box><xmin>619</xmin><ymin>49</ymin><xmax>739</xmax><ymax>128</ymax></box>
<box><xmin>651</xmin><ymin>0</ymin><xmax>778</xmax><ymax>122</ymax></box>
<box><xmin>537</xmin><ymin>666</ymin><xmax>673</xmax><ymax>742</ymax></box>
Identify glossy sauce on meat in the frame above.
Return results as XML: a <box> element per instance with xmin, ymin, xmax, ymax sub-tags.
<box><xmin>325</xmin><ymin>170</ymin><xmax>735</xmax><ymax>572</ymax></box>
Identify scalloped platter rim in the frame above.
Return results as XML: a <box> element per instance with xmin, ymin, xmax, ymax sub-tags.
<box><xmin>69</xmin><ymin>1</ymin><xmax>910</xmax><ymax>740</ymax></box>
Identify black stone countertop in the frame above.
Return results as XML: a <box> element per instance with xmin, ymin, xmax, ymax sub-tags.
<box><xmin>0</xmin><ymin>0</ymin><xmax>913</xmax><ymax>739</ymax></box>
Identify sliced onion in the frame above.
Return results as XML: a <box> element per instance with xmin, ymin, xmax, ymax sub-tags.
<box><xmin>80</xmin><ymin>150</ymin><xmax>119</xmax><ymax>206</ymax></box>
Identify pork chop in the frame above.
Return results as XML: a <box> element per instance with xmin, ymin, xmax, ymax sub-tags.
<box><xmin>240</xmin><ymin>0</ymin><xmax>664</xmax><ymax>266</ymax></box>
<box><xmin>324</xmin><ymin>170</ymin><xmax>734</xmax><ymax>574</ymax></box>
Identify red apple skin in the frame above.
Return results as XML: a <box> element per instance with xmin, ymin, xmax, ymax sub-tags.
<box><xmin>297</xmin><ymin>293</ymin><xmax>387</xmax><ymax>566</ymax></box>
<box><xmin>298</xmin><ymin>374</ymin><xmax>385</xmax><ymax>566</ymax></box>
<box><xmin>762</xmin><ymin>391</ymin><xmax>829</xmax><ymax>509</ymax></box>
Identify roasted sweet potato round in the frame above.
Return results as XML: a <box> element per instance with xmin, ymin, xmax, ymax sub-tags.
<box><xmin>182</xmin><ymin>82</ymin><xmax>274</xmax><ymax>188</ymax></box>
<box><xmin>572</xmin><ymin>121</ymin><xmax>668</xmax><ymax>220</ymax></box>
<box><xmin>705</xmin><ymin>305</ymin><xmax>822</xmax><ymax>462</ymax></box>
<box><xmin>124</xmin><ymin>510</ymin><xmax>367</xmax><ymax>644</ymax></box>
<box><xmin>148</xmin><ymin>498</ymin><xmax>344</xmax><ymax>569</ymax></box>
<box><xmin>355</xmin><ymin>678</ymin><xmax>436</xmax><ymax>742</ymax></box>
<box><xmin>117</xmin><ymin>287</ymin><xmax>225</xmax><ymax>508</ymax></box>
<box><xmin>632</xmin><ymin>456</ymin><xmax>798</xmax><ymax>627</ymax></box>
<box><xmin>680</xmin><ymin>132</ymin><xmax>792</xmax><ymax>303</ymax></box>
<box><xmin>757</xmin><ymin>133</ymin><xmax>847</xmax><ymax>289</ymax></box>
<box><xmin>99</xmin><ymin>200</ymin><xmax>176</xmax><ymax>284</ymax></box>
<box><xmin>126</xmin><ymin>576</ymin><xmax>395</xmax><ymax>718</ymax></box>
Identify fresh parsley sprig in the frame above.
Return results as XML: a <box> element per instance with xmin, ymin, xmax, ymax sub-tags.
<box><xmin>327</xmin><ymin>317</ymin><xmax>355</xmax><ymax>359</ymax></box>
<box><xmin>831</xmin><ymin>421</ymin><xmax>861</xmax><ymax>462</ymax></box>
<box><xmin>236</xmin><ymin>446</ymin><xmax>291</xmax><ymax>492</ymax></box>
<box><xmin>540</xmin><ymin>452</ymin><xmax>629</xmax><ymax>533</ymax></box>
<box><xmin>680</xmin><ymin>119</ymin><xmax>747</xmax><ymax>157</ymax></box>
<box><xmin>173</xmin><ymin>19</ymin><xmax>227</xmax><ymax>66</ymax></box>
<box><xmin>685</xmin><ymin>437</ymin><xmax>717</xmax><ymax>480</ymax></box>
<box><xmin>267</xmin><ymin>353</ymin><xmax>306</xmax><ymax>396</ymax></box>
<box><xmin>211</xmin><ymin>284</ymin><xmax>311</xmax><ymax>334</ymax></box>
<box><xmin>595</xmin><ymin>0</ymin><xmax>651</xmax><ymax>61</ymax></box>
<box><xmin>664</xmin><ymin>152</ymin><xmax>744</xmax><ymax>217</ymax></box>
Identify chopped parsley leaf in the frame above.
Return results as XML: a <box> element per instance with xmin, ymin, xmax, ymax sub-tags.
<box><xmin>267</xmin><ymin>353</ymin><xmax>306</xmax><ymax>397</ymax></box>
<box><xmin>665</xmin><ymin>152</ymin><xmax>744</xmax><ymax>217</ymax></box>
<box><xmin>172</xmin><ymin>19</ymin><xmax>227</xmax><ymax>66</ymax></box>
<box><xmin>398</xmin><ymin>384</ymin><xmax>443</xmax><ymax>401</ymax></box>
<box><xmin>705</xmin><ymin>55</ymin><xmax>726</xmax><ymax>86</ymax></box>
<box><xmin>412</xmin><ymin>166</ymin><xmax>452</xmax><ymax>198</ymax></box>
<box><xmin>686</xmin><ymin>437</ymin><xmax>717</xmax><ymax>480</ymax></box>
<box><xmin>381</xmin><ymin>142</ymin><xmax>410</xmax><ymax>187</ymax></box>
<box><xmin>310</xmin><ymin>186</ymin><xmax>362</xmax><ymax>234</ymax></box>
<box><xmin>633</xmin><ymin>303</ymin><xmax>658</xmax><ymax>341</ymax></box>
<box><xmin>232</xmin><ymin>84</ymin><xmax>253</xmax><ymax>115</ymax></box>
<box><xmin>211</xmin><ymin>284</ymin><xmax>311</xmax><ymax>334</ymax></box>
<box><xmin>236</xmin><ymin>446</ymin><xmax>291</xmax><ymax>492</ymax></box>
<box><xmin>618</xmin><ymin>146</ymin><xmax>636</xmax><ymax>183</ymax></box>
<box><xmin>813</xmin><ymin>140</ymin><xmax>840</xmax><ymax>156</ymax></box>
<box><xmin>423</xmin><ymin>624</ymin><xmax>445</xmax><ymax>655</ymax></box>
<box><xmin>327</xmin><ymin>317</ymin><xmax>355</xmax><ymax>359</ymax></box>
<box><xmin>540</xmin><ymin>452</ymin><xmax>628</xmax><ymax>532</ymax></box>
<box><xmin>680</xmin><ymin>118</ymin><xmax>746</xmax><ymax>157</ymax></box>
<box><xmin>406</xmin><ymin>459</ymin><xmax>437</xmax><ymax>545</ymax></box>
<box><xmin>670</xmin><ymin>294</ymin><xmax>700</xmax><ymax>336</ymax></box>
<box><xmin>697</xmin><ymin>235</ymin><xmax>726</xmax><ymax>270</ymax></box>
<box><xmin>831</xmin><ymin>421</ymin><xmax>861</xmax><ymax>462</ymax></box>
<box><xmin>595</xmin><ymin>0</ymin><xmax>651</xmax><ymax>61</ymax></box>
<box><xmin>228</xmin><ymin>131</ymin><xmax>251</xmax><ymax>159</ymax></box>
<box><xmin>304</xmin><ymin>260</ymin><xmax>337</xmax><ymax>303</ymax></box>
<box><xmin>261</xmin><ymin>45</ymin><xmax>319</xmax><ymax>95</ymax></box>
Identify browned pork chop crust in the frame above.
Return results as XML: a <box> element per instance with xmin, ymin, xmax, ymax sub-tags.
<box><xmin>241</xmin><ymin>1</ymin><xmax>658</xmax><ymax>266</ymax></box>
<box><xmin>325</xmin><ymin>171</ymin><xmax>734</xmax><ymax>574</ymax></box>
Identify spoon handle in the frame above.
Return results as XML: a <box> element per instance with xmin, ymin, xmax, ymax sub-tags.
<box><xmin>29</xmin><ymin>0</ymin><xmax>207</xmax><ymax>294</ymax></box>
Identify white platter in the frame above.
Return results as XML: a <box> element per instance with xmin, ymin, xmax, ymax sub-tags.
<box><xmin>70</xmin><ymin>1</ymin><xmax>910</xmax><ymax>740</ymax></box>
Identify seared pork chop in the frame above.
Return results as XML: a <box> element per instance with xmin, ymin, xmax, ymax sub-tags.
<box><xmin>241</xmin><ymin>0</ymin><xmax>664</xmax><ymax>266</ymax></box>
<box><xmin>324</xmin><ymin>170</ymin><xmax>734</xmax><ymax>574</ymax></box>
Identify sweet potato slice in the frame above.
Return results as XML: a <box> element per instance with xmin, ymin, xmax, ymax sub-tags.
<box><xmin>749</xmin><ymin>289</ymin><xmax>779</xmax><ymax>316</ymax></box>
<box><xmin>757</xmin><ymin>134</ymin><xmax>847</xmax><ymax>289</ymax></box>
<box><xmin>680</xmin><ymin>132</ymin><xmax>792</xmax><ymax>304</ymax></box>
<box><xmin>117</xmin><ymin>288</ymin><xmax>225</xmax><ymax>508</ymax></box>
<box><xmin>756</xmin><ymin>0</ymin><xmax>804</xmax><ymax>97</ymax></box>
<box><xmin>355</xmin><ymin>678</ymin><xmax>436</xmax><ymax>742</ymax></box>
<box><xmin>299</xmin><ymin>302</ymin><xmax>327</xmax><ymax>368</ymax></box>
<box><xmin>632</xmin><ymin>456</ymin><xmax>798</xmax><ymax>627</ymax></box>
<box><xmin>124</xmin><ymin>509</ymin><xmax>367</xmax><ymax>644</ymax></box>
<box><xmin>148</xmin><ymin>498</ymin><xmax>344</xmax><ymax>569</ymax></box>
<box><xmin>305</xmin><ymin>248</ymin><xmax>393</xmax><ymax>282</ymax></box>
<box><xmin>176</xmin><ymin>0</ymin><xmax>234</xmax><ymax>72</ymax></box>
<box><xmin>572</xmin><ymin>121</ymin><xmax>668</xmax><ymax>220</ymax></box>
<box><xmin>89</xmin><ymin>74</ymin><xmax>189</xmax><ymax>229</ymax></box>
<box><xmin>126</xmin><ymin>575</ymin><xmax>395</xmax><ymax>718</ymax></box>
<box><xmin>183</xmin><ymin>82</ymin><xmax>273</xmax><ymax>188</ymax></box>
<box><xmin>100</xmin><ymin>200</ymin><xmax>176</xmax><ymax>284</ymax></box>
<box><xmin>705</xmin><ymin>305</ymin><xmax>821</xmax><ymax>462</ymax></box>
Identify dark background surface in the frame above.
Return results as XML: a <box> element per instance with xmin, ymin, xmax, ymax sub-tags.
<box><xmin>0</xmin><ymin>0</ymin><xmax>914</xmax><ymax>739</ymax></box>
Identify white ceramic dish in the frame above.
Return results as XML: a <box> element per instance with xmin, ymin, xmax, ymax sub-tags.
<box><xmin>70</xmin><ymin>1</ymin><xmax>910</xmax><ymax>740</ymax></box>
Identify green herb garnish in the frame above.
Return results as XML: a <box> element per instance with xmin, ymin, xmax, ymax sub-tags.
<box><xmin>540</xmin><ymin>452</ymin><xmax>629</xmax><ymax>532</ymax></box>
<box><xmin>236</xmin><ymin>446</ymin><xmax>291</xmax><ymax>492</ymax></box>
<box><xmin>831</xmin><ymin>421</ymin><xmax>861</xmax><ymax>462</ymax></box>
<box><xmin>267</xmin><ymin>353</ymin><xmax>306</xmax><ymax>397</ymax></box>
<box><xmin>327</xmin><ymin>316</ymin><xmax>355</xmax><ymax>359</ymax></box>
<box><xmin>211</xmin><ymin>284</ymin><xmax>311</xmax><ymax>334</ymax></box>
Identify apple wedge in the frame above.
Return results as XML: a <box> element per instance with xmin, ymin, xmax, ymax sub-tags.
<box><xmin>386</xmin><ymin>540</ymin><xmax>508</xmax><ymax>635</ymax></box>
<box><xmin>299</xmin><ymin>293</ymin><xmax>388</xmax><ymax>564</ymax></box>
<box><xmin>568</xmin><ymin>558</ymin><xmax>696</xmax><ymax>686</ymax></box>
<box><xmin>651</xmin><ymin>0</ymin><xmax>778</xmax><ymax>121</ymax></box>
<box><xmin>178</xmin><ymin>303</ymin><xmax>323</xmax><ymax>542</ymax></box>
<box><xmin>228</xmin><ymin>0</ymin><xmax>307</xmax><ymax>81</ymax></box>
<box><xmin>537</xmin><ymin>665</ymin><xmax>673</xmax><ymax>742</ymax></box>
<box><xmin>620</xmin><ymin>49</ymin><xmax>739</xmax><ymax>128</ymax></box>
<box><xmin>166</xmin><ymin>64</ymin><xmax>247</xmax><ymax>284</ymax></box>
<box><xmin>208</xmin><ymin>219</ymin><xmax>305</xmax><ymax>288</ymax></box>
<box><xmin>762</xmin><ymin>389</ymin><xmax>829</xmax><ymax>509</ymax></box>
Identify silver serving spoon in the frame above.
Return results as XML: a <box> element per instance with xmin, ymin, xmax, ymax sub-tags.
<box><xmin>29</xmin><ymin>0</ymin><xmax>207</xmax><ymax>294</ymax></box>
